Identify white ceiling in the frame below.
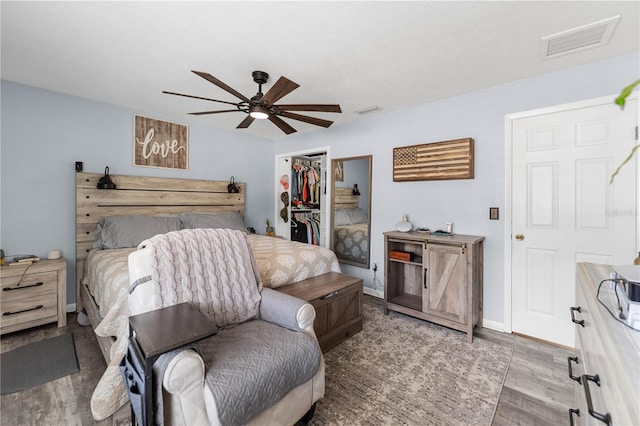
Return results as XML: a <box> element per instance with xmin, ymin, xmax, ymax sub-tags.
<box><xmin>2</xmin><ymin>1</ymin><xmax>639</xmax><ymax>140</ymax></box>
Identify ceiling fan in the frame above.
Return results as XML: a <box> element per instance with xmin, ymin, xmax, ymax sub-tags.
<box><xmin>163</xmin><ymin>70</ymin><xmax>342</xmax><ymax>135</ymax></box>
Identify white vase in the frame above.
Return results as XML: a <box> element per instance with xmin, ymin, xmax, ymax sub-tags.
<box><xmin>395</xmin><ymin>214</ymin><xmax>412</xmax><ymax>232</ymax></box>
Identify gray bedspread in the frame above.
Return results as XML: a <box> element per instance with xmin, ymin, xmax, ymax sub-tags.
<box><xmin>196</xmin><ymin>319</ymin><xmax>322</xmax><ymax>426</ymax></box>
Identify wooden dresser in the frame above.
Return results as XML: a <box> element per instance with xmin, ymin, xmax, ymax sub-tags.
<box><xmin>383</xmin><ymin>231</ymin><xmax>484</xmax><ymax>343</ymax></box>
<box><xmin>1</xmin><ymin>258</ymin><xmax>67</xmax><ymax>334</ymax></box>
<box><xmin>276</xmin><ymin>272</ymin><xmax>363</xmax><ymax>352</ymax></box>
<box><xmin>569</xmin><ymin>263</ymin><xmax>640</xmax><ymax>425</ymax></box>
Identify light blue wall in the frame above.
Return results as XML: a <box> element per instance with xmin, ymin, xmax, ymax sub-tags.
<box><xmin>275</xmin><ymin>52</ymin><xmax>640</xmax><ymax>328</ymax></box>
<box><xmin>2</xmin><ymin>52</ymin><xmax>638</xmax><ymax>326</ymax></box>
<box><xmin>0</xmin><ymin>81</ymin><xmax>274</xmax><ymax>305</ymax></box>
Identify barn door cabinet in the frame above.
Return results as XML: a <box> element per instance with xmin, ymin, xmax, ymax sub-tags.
<box><xmin>383</xmin><ymin>231</ymin><xmax>484</xmax><ymax>343</ymax></box>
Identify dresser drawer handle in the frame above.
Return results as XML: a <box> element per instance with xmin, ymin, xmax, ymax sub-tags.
<box><xmin>3</xmin><ymin>304</ymin><xmax>44</xmax><ymax>316</ymax></box>
<box><xmin>569</xmin><ymin>408</ymin><xmax>580</xmax><ymax>426</ymax></box>
<box><xmin>320</xmin><ymin>291</ymin><xmax>340</xmax><ymax>300</ymax></box>
<box><xmin>570</xmin><ymin>306</ymin><xmax>585</xmax><ymax>327</ymax></box>
<box><xmin>582</xmin><ymin>374</ymin><xmax>612</xmax><ymax>426</ymax></box>
<box><xmin>567</xmin><ymin>356</ymin><xmax>581</xmax><ymax>383</ymax></box>
<box><xmin>3</xmin><ymin>282</ymin><xmax>44</xmax><ymax>291</ymax></box>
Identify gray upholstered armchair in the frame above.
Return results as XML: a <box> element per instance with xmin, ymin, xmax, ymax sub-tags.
<box><xmin>127</xmin><ymin>228</ymin><xmax>325</xmax><ymax>425</ymax></box>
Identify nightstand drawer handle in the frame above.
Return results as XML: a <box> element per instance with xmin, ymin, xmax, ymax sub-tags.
<box><xmin>3</xmin><ymin>304</ymin><xmax>44</xmax><ymax>316</ymax></box>
<box><xmin>320</xmin><ymin>290</ymin><xmax>340</xmax><ymax>300</ymax></box>
<box><xmin>3</xmin><ymin>282</ymin><xmax>44</xmax><ymax>291</ymax></box>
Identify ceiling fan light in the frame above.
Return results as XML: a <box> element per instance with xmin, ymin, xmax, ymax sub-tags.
<box><xmin>249</xmin><ymin>105</ymin><xmax>269</xmax><ymax>119</ymax></box>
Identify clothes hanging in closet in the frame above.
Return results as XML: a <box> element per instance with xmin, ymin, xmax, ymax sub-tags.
<box><xmin>290</xmin><ymin>214</ymin><xmax>321</xmax><ymax>245</ymax></box>
<box><xmin>291</xmin><ymin>161</ymin><xmax>321</xmax><ymax>210</ymax></box>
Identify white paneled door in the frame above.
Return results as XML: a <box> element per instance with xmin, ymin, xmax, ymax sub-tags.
<box><xmin>510</xmin><ymin>96</ymin><xmax>638</xmax><ymax>347</ymax></box>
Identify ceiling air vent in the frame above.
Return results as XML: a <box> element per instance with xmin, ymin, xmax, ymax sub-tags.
<box><xmin>541</xmin><ymin>15</ymin><xmax>620</xmax><ymax>60</ymax></box>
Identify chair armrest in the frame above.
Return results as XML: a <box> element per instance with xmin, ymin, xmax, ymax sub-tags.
<box><xmin>260</xmin><ymin>288</ymin><xmax>316</xmax><ymax>334</ymax></box>
<box><xmin>162</xmin><ymin>349</ymin><xmax>211</xmax><ymax>425</ymax></box>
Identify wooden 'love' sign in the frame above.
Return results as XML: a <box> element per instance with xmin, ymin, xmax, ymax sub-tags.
<box><xmin>134</xmin><ymin>115</ymin><xmax>188</xmax><ymax>170</ymax></box>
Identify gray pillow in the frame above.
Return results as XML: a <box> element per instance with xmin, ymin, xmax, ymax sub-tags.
<box><xmin>334</xmin><ymin>208</ymin><xmax>368</xmax><ymax>226</ymax></box>
<box><xmin>179</xmin><ymin>212</ymin><xmax>247</xmax><ymax>232</ymax></box>
<box><xmin>94</xmin><ymin>215</ymin><xmax>181</xmax><ymax>249</ymax></box>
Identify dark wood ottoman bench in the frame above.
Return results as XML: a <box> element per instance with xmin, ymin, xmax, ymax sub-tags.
<box><xmin>276</xmin><ymin>272</ymin><xmax>363</xmax><ymax>352</ymax></box>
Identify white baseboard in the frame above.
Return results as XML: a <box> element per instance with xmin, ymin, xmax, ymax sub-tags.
<box><xmin>481</xmin><ymin>318</ymin><xmax>506</xmax><ymax>332</ymax></box>
<box><xmin>363</xmin><ymin>287</ymin><xmax>383</xmax><ymax>298</ymax></box>
<box><xmin>66</xmin><ymin>303</ymin><xmax>76</xmax><ymax>313</ymax></box>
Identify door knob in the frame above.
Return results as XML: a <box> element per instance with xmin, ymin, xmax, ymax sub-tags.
<box><xmin>515</xmin><ymin>234</ymin><xmax>525</xmax><ymax>241</ymax></box>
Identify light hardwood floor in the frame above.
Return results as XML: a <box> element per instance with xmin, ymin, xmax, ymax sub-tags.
<box><xmin>1</xmin><ymin>296</ymin><xmax>574</xmax><ymax>425</ymax></box>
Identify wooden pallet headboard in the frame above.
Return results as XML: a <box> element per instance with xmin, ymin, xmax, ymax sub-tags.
<box><xmin>334</xmin><ymin>187</ymin><xmax>360</xmax><ymax>209</ymax></box>
<box><xmin>75</xmin><ymin>172</ymin><xmax>245</xmax><ymax>308</ymax></box>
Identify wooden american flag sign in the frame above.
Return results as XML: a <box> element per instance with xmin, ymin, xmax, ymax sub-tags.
<box><xmin>393</xmin><ymin>138</ymin><xmax>474</xmax><ymax>181</ymax></box>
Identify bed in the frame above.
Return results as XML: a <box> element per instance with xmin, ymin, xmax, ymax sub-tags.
<box><xmin>75</xmin><ymin>172</ymin><xmax>340</xmax><ymax>420</ymax></box>
<box><xmin>334</xmin><ymin>221</ymin><xmax>369</xmax><ymax>264</ymax></box>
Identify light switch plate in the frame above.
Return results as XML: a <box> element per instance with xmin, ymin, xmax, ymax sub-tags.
<box><xmin>489</xmin><ymin>207</ymin><xmax>499</xmax><ymax>220</ymax></box>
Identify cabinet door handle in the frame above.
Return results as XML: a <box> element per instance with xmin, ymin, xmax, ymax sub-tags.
<box><xmin>569</xmin><ymin>408</ymin><xmax>580</xmax><ymax>426</ymax></box>
<box><xmin>3</xmin><ymin>304</ymin><xmax>44</xmax><ymax>316</ymax></box>
<box><xmin>582</xmin><ymin>374</ymin><xmax>612</xmax><ymax>426</ymax></box>
<box><xmin>570</xmin><ymin>306</ymin><xmax>585</xmax><ymax>327</ymax></box>
<box><xmin>3</xmin><ymin>282</ymin><xmax>44</xmax><ymax>291</ymax></box>
<box><xmin>423</xmin><ymin>268</ymin><xmax>428</xmax><ymax>289</ymax></box>
<box><xmin>567</xmin><ymin>356</ymin><xmax>581</xmax><ymax>383</ymax></box>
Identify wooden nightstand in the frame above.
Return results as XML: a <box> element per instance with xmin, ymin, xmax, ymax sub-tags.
<box><xmin>1</xmin><ymin>257</ymin><xmax>67</xmax><ymax>334</ymax></box>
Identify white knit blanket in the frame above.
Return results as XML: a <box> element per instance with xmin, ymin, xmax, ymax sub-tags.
<box><xmin>139</xmin><ymin>228</ymin><xmax>262</xmax><ymax>328</ymax></box>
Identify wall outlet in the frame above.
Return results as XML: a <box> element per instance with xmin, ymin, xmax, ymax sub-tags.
<box><xmin>75</xmin><ymin>161</ymin><xmax>83</xmax><ymax>172</ymax></box>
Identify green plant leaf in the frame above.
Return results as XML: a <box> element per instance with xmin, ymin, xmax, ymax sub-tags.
<box><xmin>610</xmin><ymin>143</ymin><xmax>640</xmax><ymax>184</ymax></box>
<box><xmin>614</xmin><ymin>79</ymin><xmax>640</xmax><ymax>109</ymax></box>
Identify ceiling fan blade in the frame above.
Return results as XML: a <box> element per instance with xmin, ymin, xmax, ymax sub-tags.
<box><xmin>236</xmin><ymin>115</ymin><xmax>255</xmax><ymax>129</ymax></box>
<box><xmin>191</xmin><ymin>70</ymin><xmax>250</xmax><ymax>102</ymax></box>
<box><xmin>275</xmin><ymin>104</ymin><xmax>342</xmax><ymax>113</ymax></box>
<box><xmin>261</xmin><ymin>76</ymin><xmax>300</xmax><ymax>106</ymax></box>
<box><xmin>163</xmin><ymin>91</ymin><xmax>241</xmax><ymax>107</ymax></box>
<box><xmin>188</xmin><ymin>109</ymin><xmax>240</xmax><ymax>115</ymax></box>
<box><xmin>278</xmin><ymin>111</ymin><xmax>334</xmax><ymax>128</ymax></box>
<box><xmin>268</xmin><ymin>115</ymin><xmax>297</xmax><ymax>135</ymax></box>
